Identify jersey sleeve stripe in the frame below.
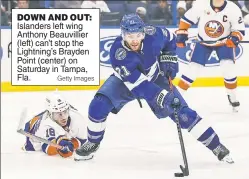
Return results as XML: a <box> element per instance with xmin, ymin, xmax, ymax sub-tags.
<box><xmin>146</xmin><ymin>61</ymin><xmax>160</xmax><ymax>81</ymax></box>
<box><xmin>181</xmin><ymin>16</ymin><xmax>195</xmax><ymax>26</ymax></box>
<box><xmin>124</xmin><ymin>73</ymin><xmax>148</xmax><ymax>91</ymax></box>
<box><xmin>166</xmin><ymin>28</ymin><xmax>175</xmax><ymax>41</ymax></box>
<box><xmin>231</xmin><ymin>31</ymin><xmax>244</xmax><ymax>41</ymax></box>
<box><xmin>42</xmin><ymin>142</ymin><xmax>58</xmax><ymax>155</ymax></box>
<box><xmin>239</xmin><ymin>30</ymin><xmax>245</xmax><ymax>36</ymax></box>
<box><xmin>29</xmin><ymin>116</ymin><xmax>39</xmax><ymax>131</ymax></box>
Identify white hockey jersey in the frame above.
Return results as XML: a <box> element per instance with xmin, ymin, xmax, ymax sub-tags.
<box><xmin>181</xmin><ymin>0</ymin><xmax>245</xmax><ymax>41</ymax></box>
<box><xmin>23</xmin><ymin>106</ymin><xmax>87</xmax><ymax>156</ymax></box>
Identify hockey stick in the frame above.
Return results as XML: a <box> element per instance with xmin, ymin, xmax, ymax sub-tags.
<box><xmin>17</xmin><ymin>108</ymin><xmax>63</xmax><ymax>150</ymax></box>
<box><xmin>17</xmin><ymin>129</ymin><xmax>63</xmax><ymax>149</ymax></box>
<box><xmin>168</xmin><ymin>77</ymin><xmax>189</xmax><ymax>177</ymax></box>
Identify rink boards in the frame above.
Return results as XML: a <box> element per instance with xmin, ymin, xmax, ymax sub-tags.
<box><xmin>1</xmin><ymin>27</ymin><xmax>249</xmax><ymax>92</ymax></box>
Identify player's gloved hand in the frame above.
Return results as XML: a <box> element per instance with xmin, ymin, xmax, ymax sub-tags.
<box><xmin>159</xmin><ymin>51</ymin><xmax>179</xmax><ymax>80</ymax></box>
<box><xmin>56</xmin><ymin>136</ymin><xmax>74</xmax><ymax>158</ymax></box>
<box><xmin>152</xmin><ymin>89</ymin><xmax>180</xmax><ymax>118</ymax></box>
<box><xmin>226</xmin><ymin>32</ymin><xmax>241</xmax><ymax>48</ymax></box>
<box><xmin>175</xmin><ymin>29</ymin><xmax>188</xmax><ymax>48</ymax></box>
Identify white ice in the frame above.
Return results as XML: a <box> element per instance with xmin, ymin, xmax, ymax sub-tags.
<box><xmin>2</xmin><ymin>87</ymin><xmax>249</xmax><ymax>179</ymax></box>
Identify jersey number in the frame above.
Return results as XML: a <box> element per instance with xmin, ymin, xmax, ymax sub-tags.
<box><xmin>238</xmin><ymin>17</ymin><xmax>243</xmax><ymax>24</ymax></box>
<box><xmin>115</xmin><ymin>66</ymin><xmax>130</xmax><ymax>78</ymax></box>
<box><xmin>46</xmin><ymin>128</ymin><xmax>55</xmax><ymax>138</ymax></box>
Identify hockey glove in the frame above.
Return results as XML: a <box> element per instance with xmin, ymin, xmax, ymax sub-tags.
<box><xmin>56</xmin><ymin>136</ymin><xmax>74</xmax><ymax>158</ymax></box>
<box><xmin>175</xmin><ymin>29</ymin><xmax>188</xmax><ymax>48</ymax></box>
<box><xmin>226</xmin><ymin>32</ymin><xmax>241</xmax><ymax>48</ymax></box>
<box><xmin>159</xmin><ymin>51</ymin><xmax>179</xmax><ymax>80</ymax></box>
<box><xmin>151</xmin><ymin>89</ymin><xmax>181</xmax><ymax>119</ymax></box>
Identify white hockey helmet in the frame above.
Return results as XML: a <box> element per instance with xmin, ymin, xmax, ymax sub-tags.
<box><xmin>46</xmin><ymin>91</ymin><xmax>69</xmax><ymax>113</ymax></box>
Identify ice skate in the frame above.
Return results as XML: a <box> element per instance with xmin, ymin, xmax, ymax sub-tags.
<box><xmin>227</xmin><ymin>95</ymin><xmax>240</xmax><ymax>112</ymax></box>
<box><xmin>74</xmin><ymin>141</ymin><xmax>100</xmax><ymax>161</ymax></box>
<box><xmin>213</xmin><ymin>144</ymin><xmax>234</xmax><ymax>164</ymax></box>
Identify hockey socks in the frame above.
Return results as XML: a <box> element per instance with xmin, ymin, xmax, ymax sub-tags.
<box><xmin>196</xmin><ymin>127</ymin><xmax>220</xmax><ymax>150</ymax></box>
<box><xmin>87</xmin><ymin>94</ymin><xmax>114</xmax><ymax>143</ymax></box>
<box><xmin>189</xmin><ymin>117</ymin><xmax>223</xmax><ymax>152</ymax></box>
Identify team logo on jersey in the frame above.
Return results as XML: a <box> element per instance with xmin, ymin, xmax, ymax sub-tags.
<box><xmin>100</xmin><ymin>36</ymin><xmax>117</xmax><ymax>67</ymax></box>
<box><xmin>115</xmin><ymin>48</ymin><xmax>127</xmax><ymax>60</ymax></box>
<box><xmin>144</xmin><ymin>26</ymin><xmax>156</xmax><ymax>35</ymax></box>
<box><xmin>204</xmin><ymin>21</ymin><xmax>224</xmax><ymax>38</ymax></box>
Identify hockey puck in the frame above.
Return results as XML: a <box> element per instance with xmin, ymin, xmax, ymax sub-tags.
<box><xmin>174</xmin><ymin>173</ymin><xmax>184</xmax><ymax>177</ymax></box>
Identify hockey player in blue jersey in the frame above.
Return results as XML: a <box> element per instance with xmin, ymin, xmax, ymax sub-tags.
<box><xmin>75</xmin><ymin>14</ymin><xmax>233</xmax><ymax>164</ymax></box>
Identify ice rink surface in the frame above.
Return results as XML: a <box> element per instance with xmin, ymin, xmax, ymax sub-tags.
<box><xmin>1</xmin><ymin>87</ymin><xmax>249</xmax><ymax>179</ymax></box>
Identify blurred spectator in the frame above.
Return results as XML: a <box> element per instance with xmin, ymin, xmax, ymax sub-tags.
<box><xmin>152</xmin><ymin>0</ymin><xmax>172</xmax><ymax>25</ymax></box>
<box><xmin>81</xmin><ymin>0</ymin><xmax>110</xmax><ymax>12</ymax></box>
<box><xmin>1</xmin><ymin>3</ymin><xmax>9</xmax><ymax>25</ymax></box>
<box><xmin>54</xmin><ymin>1</ymin><xmax>82</xmax><ymax>8</ymax></box>
<box><xmin>29</xmin><ymin>0</ymin><xmax>46</xmax><ymax>8</ymax></box>
<box><xmin>136</xmin><ymin>6</ymin><xmax>149</xmax><ymax>23</ymax></box>
<box><xmin>229</xmin><ymin>0</ymin><xmax>241</xmax><ymax>8</ymax></box>
<box><xmin>177</xmin><ymin>1</ymin><xmax>186</xmax><ymax>20</ymax></box>
<box><xmin>1</xmin><ymin>2</ymin><xmax>6</xmax><ymax>11</ymax></box>
<box><xmin>238</xmin><ymin>0</ymin><xmax>244</xmax><ymax>8</ymax></box>
<box><xmin>185</xmin><ymin>0</ymin><xmax>194</xmax><ymax>10</ymax></box>
<box><xmin>241</xmin><ymin>1</ymin><xmax>249</xmax><ymax>17</ymax></box>
<box><xmin>16</xmin><ymin>0</ymin><xmax>29</xmax><ymax>8</ymax></box>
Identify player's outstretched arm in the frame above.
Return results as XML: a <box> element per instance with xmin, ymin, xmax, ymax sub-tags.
<box><xmin>175</xmin><ymin>1</ymin><xmax>201</xmax><ymax>47</ymax></box>
<box><xmin>157</xmin><ymin>27</ymin><xmax>179</xmax><ymax>80</ymax></box>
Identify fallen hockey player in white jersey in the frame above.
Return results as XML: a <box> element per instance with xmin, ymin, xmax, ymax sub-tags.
<box><xmin>176</xmin><ymin>0</ymin><xmax>245</xmax><ymax>112</ymax></box>
<box><xmin>22</xmin><ymin>91</ymin><xmax>87</xmax><ymax>158</ymax></box>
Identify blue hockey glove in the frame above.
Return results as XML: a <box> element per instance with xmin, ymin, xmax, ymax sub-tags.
<box><xmin>56</xmin><ymin>136</ymin><xmax>74</xmax><ymax>158</ymax></box>
<box><xmin>159</xmin><ymin>51</ymin><xmax>179</xmax><ymax>80</ymax></box>
<box><xmin>150</xmin><ymin>89</ymin><xmax>182</xmax><ymax>119</ymax></box>
<box><xmin>175</xmin><ymin>29</ymin><xmax>188</xmax><ymax>48</ymax></box>
<box><xmin>60</xmin><ymin>141</ymin><xmax>74</xmax><ymax>153</ymax></box>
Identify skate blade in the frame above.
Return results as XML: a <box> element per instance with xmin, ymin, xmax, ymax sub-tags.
<box><xmin>221</xmin><ymin>155</ymin><xmax>234</xmax><ymax>164</ymax></box>
<box><xmin>74</xmin><ymin>154</ymin><xmax>94</xmax><ymax>161</ymax></box>
<box><xmin>232</xmin><ymin>107</ymin><xmax>239</xmax><ymax>113</ymax></box>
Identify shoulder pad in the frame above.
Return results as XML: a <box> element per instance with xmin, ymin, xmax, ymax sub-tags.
<box><xmin>115</xmin><ymin>48</ymin><xmax>127</xmax><ymax>60</ymax></box>
<box><xmin>144</xmin><ymin>26</ymin><xmax>156</xmax><ymax>35</ymax></box>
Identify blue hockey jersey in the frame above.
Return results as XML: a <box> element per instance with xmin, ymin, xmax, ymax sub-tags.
<box><xmin>110</xmin><ymin>25</ymin><xmax>176</xmax><ymax>101</ymax></box>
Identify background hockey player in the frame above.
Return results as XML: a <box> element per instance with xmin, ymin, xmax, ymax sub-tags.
<box><xmin>75</xmin><ymin>13</ymin><xmax>233</xmax><ymax>164</ymax></box>
<box><xmin>22</xmin><ymin>91</ymin><xmax>87</xmax><ymax>158</ymax></box>
<box><xmin>176</xmin><ymin>0</ymin><xmax>245</xmax><ymax>112</ymax></box>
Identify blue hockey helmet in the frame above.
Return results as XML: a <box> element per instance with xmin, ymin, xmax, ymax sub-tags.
<box><xmin>120</xmin><ymin>13</ymin><xmax>145</xmax><ymax>36</ymax></box>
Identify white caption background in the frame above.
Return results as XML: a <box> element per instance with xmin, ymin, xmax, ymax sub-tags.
<box><xmin>11</xmin><ymin>8</ymin><xmax>100</xmax><ymax>85</ymax></box>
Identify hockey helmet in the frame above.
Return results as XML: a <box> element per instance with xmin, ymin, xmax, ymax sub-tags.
<box><xmin>120</xmin><ymin>13</ymin><xmax>145</xmax><ymax>37</ymax></box>
<box><xmin>46</xmin><ymin>91</ymin><xmax>69</xmax><ymax>113</ymax></box>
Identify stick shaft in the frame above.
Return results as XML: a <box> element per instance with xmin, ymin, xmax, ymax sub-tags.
<box><xmin>17</xmin><ymin>129</ymin><xmax>63</xmax><ymax>149</ymax></box>
<box><xmin>17</xmin><ymin>109</ymin><xmax>62</xmax><ymax>150</ymax></box>
<box><xmin>168</xmin><ymin>77</ymin><xmax>189</xmax><ymax>175</ymax></box>
<box><xmin>173</xmin><ymin>109</ymin><xmax>189</xmax><ymax>173</ymax></box>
